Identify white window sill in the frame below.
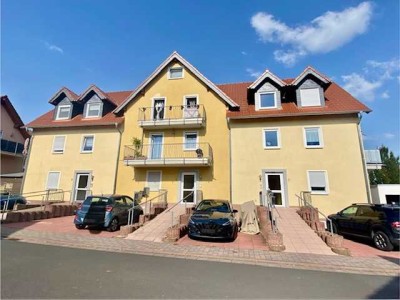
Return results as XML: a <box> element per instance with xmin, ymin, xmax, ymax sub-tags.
<box><xmin>52</xmin><ymin>151</ymin><xmax>64</xmax><ymax>154</ymax></box>
<box><xmin>81</xmin><ymin>151</ymin><xmax>93</xmax><ymax>154</ymax></box>
<box><xmin>310</xmin><ymin>191</ymin><xmax>329</xmax><ymax>195</ymax></box>
<box><xmin>264</xmin><ymin>147</ymin><xmax>281</xmax><ymax>150</ymax></box>
<box><xmin>305</xmin><ymin>146</ymin><xmax>324</xmax><ymax>149</ymax></box>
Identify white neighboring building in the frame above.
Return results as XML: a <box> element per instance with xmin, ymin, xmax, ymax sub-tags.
<box><xmin>371</xmin><ymin>184</ymin><xmax>400</xmax><ymax>205</ymax></box>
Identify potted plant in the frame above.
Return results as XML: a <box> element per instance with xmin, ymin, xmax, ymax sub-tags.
<box><xmin>131</xmin><ymin>137</ymin><xmax>145</xmax><ymax>159</ymax></box>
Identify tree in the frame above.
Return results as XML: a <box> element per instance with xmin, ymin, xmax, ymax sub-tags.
<box><xmin>369</xmin><ymin>146</ymin><xmax>400</xmax><ymax>185</ymax></box>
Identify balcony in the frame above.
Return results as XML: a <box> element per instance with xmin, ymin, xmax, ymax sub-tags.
<box><xmin>124</xmin><ymin>142</ymin><xmax>212</xmax><ymax>167</ymax></box>
<box><xmin>365</xmin><ymin>150</ymin><xmax>383</xmax><ymax>170</ymax></box>
<box><xmin>138</xmin><ymin>105</ymin><xmax>205</xmax><ymax>129</ymax></box>
<box><xmin>1</xmin><ymin>139</ymin><xmax>24</xmax><ymax>156</ymax></box>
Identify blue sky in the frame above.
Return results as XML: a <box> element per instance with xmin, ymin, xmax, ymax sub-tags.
<box><xmin>2</xmin><ymin>0</ymin><xmax>399</xmax><ymax>154</ymax></box>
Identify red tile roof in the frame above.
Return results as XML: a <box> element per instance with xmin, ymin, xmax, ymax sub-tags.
<box><xmin>27</xmin><ymin>90</ymin><xmax>132</xmax><ymax>129</ymax></box>
<box><xmin>1</xmin><ymin>95</ymin><xmax>30</xmax><ymax>139</ymax></box>
<box><xmin>218</xmin><ymin>81</ymin><xmax>371</xmax><ymax>119</ymax></box>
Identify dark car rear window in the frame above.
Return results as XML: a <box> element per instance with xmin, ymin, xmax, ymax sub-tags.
<box><xmin>196</xmin><ymin>201</ymin><xmax>231</xmax><ymax>213</ymax></box>
<box><xmin>83</xmin><ymin>197</ymin><xmax>111</xmax><ymax>206</ymax></box>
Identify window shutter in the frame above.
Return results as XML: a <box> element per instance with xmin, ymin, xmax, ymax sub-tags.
<box><xmin>147</xmin><ymin>172</ymin><xmax>161</xmax><ymax>191</ymax></box>
<box><xmin>300</xmin><ymin>88</ymin><xmax>321</xmax><ymax>107</ymax></box>
<box><xmin>47</xmin><ymin>172</ymin><xmax>60</xmax><ymax>189</ymax></box>
<box><xmin>53</xmin><ymin>136</ymin><xmax>65</xmax><ymax>152</ymax></box>
<box><xmin>309</xmin><ymin>171</ymin><xmax>326</xmax><ymax>191</ymax></box>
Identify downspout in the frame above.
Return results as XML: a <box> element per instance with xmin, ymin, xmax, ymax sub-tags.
<box><xmin>113</xmin><ymin>122</ymin><xmax>123</xmax><ymax>194</ymax></box>
<box><xmin>227</xmin><ymin>117</ymin><xmax>233</xmax><ymax>204</ymax></box>
<box><xmin>20</xmin><ymin>128</ymin><xmax>33</xmax><ymax>194</ymax></box>
<box><xmin>357</xmin><ymin>113</ymin><xmax>372</xmax><ymax>203</ymax></box>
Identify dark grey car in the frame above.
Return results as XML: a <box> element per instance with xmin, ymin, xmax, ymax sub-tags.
<box><xmin>74</xmin><ymin>195</ymin><xmax>143</xmax><ymax>232</ymax></box>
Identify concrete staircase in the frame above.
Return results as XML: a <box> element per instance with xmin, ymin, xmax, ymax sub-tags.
<box><xmin>126</xmin><ymin>204</ymin><xmax>187</xmax><ymax>243</ymax></box>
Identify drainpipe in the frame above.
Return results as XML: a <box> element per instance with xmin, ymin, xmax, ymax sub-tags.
<box><xmin>227</xmin><ymin>117</ymin><xmax>233</xmax><ymax>204</ymax></box>
<box><xmin>357</xmin><ymin>113</ymin><xmax>372</xmax><ymax>203</ymax></box>
<box><xmin>113</xmin><ymin>122</ymin><xmax>123</xmax><ymax>194</ymax></box>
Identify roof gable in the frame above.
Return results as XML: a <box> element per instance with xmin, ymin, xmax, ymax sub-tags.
<box><xmin>115</xmin><ymin>51</ymin><xmax>239</xmax><ymax>113</ymax></box>
<box><xmin>291</xmin><ymin>66</ymin><xmax>330</xmax><ymax>86</ymax></box>
<box><xmin>48</xmin><ymin>87</ymin><xmax>79</xmax><ymax>105</ymax></box>
<box><xmin>248</xmin><ymin>70</ymin><xmax>286</xmax><ymax>89</ymax></box>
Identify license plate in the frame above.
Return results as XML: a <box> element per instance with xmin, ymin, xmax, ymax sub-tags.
<box><xmin>202</xmin><ymin>229</ymin><xmax>215</xmax><ymax>234</ymax></box>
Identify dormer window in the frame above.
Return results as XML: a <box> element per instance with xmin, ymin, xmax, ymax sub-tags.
<box><xmin>258</xmin><ymin>92</ymin><xmax>277</xmax><ymax>109</ymax></box>
<box><xmin>56</xmin><ymin>105</ymin><xmax>71</xmax><ymax>120</ymax></box>
<box><xmin>85</xmin><ymin>102</ymin><xmax>102</xmax><ymax>118</ymax></box>
<box><xmin>299</xmin><ymin>88</ymin><xmax>322</xmax><ymax>107</ymax></box>
<box><xmin>168</xmin><ymin>67</ymin><xmax>183</xmax><ymax>79</ymax></box>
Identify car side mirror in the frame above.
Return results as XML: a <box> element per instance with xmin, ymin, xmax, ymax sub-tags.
<box><xmin>233</xmin><ymin>209</ymin><xmax>238</xmax><ymax>213</ymax></box>
<box><xmin>191</xmin><ymin>207</ymin><xmax>196</xmax><ymax>211</ymax></box>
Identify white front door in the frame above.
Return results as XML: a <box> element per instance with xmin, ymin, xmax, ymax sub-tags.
<box><xmin>264</xmin><ymin>172</ymin><xmax>286</xmax><ymax>207</ymax></box>
<box><xmin>74</xmin><ymin>173</ymin><xmax>91</xmax><ymax>201</ymax></box>
<box><xmin>181</xmin><ymin>172</ymin><xmax>197</xmax><ymax>204</ymax></box>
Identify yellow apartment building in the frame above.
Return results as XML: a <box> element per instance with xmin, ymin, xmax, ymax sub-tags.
<box><xmin>224</xmin><ymin>68</ymin><xmax>371</xmax><ymax>215</ymax></box>
<box><xmin>114</xmin><ymin>52</ymin><xmax>238</xmax><ymax>204</ymax></box>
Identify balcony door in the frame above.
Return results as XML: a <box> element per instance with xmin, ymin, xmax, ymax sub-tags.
<box><xmin>180</xmin><ymin>172</ymin><xmax>197</xmax><ymax>203</ymax></box>
<box><xmin>183</xmin><ymin>96</ymin><xmax>199</xmax><ymax>118</ymax></box>
<box><xmin>149</xmin><ymin>134</ymin><xmax>163</xmax><ymax>159</ymax></box>
<box><xmin>152</xmin><ymin>98</ymin><xmax>165</xmax><ymax>120</ymax></box>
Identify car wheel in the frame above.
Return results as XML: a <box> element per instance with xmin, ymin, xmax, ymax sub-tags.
<box><xmin>75</xmin><ymin>224</ymin><xmax>85</xmax><ymax>230</ymax></box>
<box><xmin>107</xmin><ymin>218</ymin><xmax>119</xmax><ymax>232</ymax></box>
<box><xmin>229</xmin><ymin>226</ymin><xmax>238</xmax><ymax>242</ymax></box>
<box><xmin>373</xmin><ymin>231</ymin><xmax>394</xmax><ymax>251</ymax></box>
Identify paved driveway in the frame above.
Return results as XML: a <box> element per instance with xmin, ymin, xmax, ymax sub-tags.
<box><xmin>2</xmin><ymin>216</ymin><xmax>120</xmax><ymax>238</ymax></box>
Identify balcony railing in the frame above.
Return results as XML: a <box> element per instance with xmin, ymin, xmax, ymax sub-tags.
<box><xmin>364</xmin><ymin>150</ymin><xmax>383</xmax><ymax>170</ymax></box>
<box><xmin>1</xmin><ymin>139</ymin><xmax>24</xmax><ymax>156</ymax></box>
<box><xmin>138</xmin><ymin>105</ymin><xmax>205</xmax><ymax>128</ymax></box>
<box><xmin>124</xmin><ymin>142</ymin><xmax>213</xmax><ymax>167</ymax></box>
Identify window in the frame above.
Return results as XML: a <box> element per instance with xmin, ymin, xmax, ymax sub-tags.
<box><xmin>263</xmin><ymin>129</ymin><xmax>280</xmax><ymax>149</ymax></box>
<box><xmin>300</xmin><ymin>88</ymin><xmax>322</xmax><ymax>107</ymax></box>
<box><xmin>81</xmin><ymin>135</ymin><xmax>94</xmax><ymax>153</ymax></box>
<box><xmin>146</xmin><ymin>171</ymin><xmax>162</xmax><ymax>191</ymax></box>
<box><xmin>304</xmin><ymin>127</ymin><xmax>323</xmax><ymax>148</ymax></box>
<box><xmin>152</xmin><ymin>98</ymin><xmax>165</xmax><ymax>120</ymax></box>
<box><xmin>168</xmin><ymin>67</ymin><xmax>183</xmax><ymax>79</ymax></box>
<box><xmin>256</xmin><ymin>92</ymin><xmax>277</xmax><ymax>109</ymax></box>
<box><xmin>52</xmin><ymin>136</ymin><xmax>66</xmax><ymax>153</ymax></box>
<box><xmin>46</xmin><ymin>172</ymin><xmax>60</xmax><ymax>190</ymax></box>
<box><xmin>307</xmin><ymin>171</ymin><xmax>329</xmax><ymax>194</ymax></box>
<box><xmin>184</xmin><ymin>96</ymin><xmax>199</xmax><ymax>118</ymax></box>
<box><xmin>85</xmin><ymin>103</ymin><xmax>102</xmax><ymax>118</ymax></box>
<box><xmin>56</xmin><ymin>105</ymin><xmax>71</xmax><ymax>120</ymax></box>
<box><xmin>184</xmin><ymin>132</ymin><xmax>198</xmax><ymax>150</ymax></box>
<box><xmin>341</xmin><ymin>206</ymin><xmax>358</xmax><ymax>217</ymax></box>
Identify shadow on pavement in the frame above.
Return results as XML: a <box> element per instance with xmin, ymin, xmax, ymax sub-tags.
<box><xmin>367</xmin><ymin>276</ymin><xmax>400</xmax><ymax>299</ymax></box>
<box><xmin>378</xmin><ymin>255</ymin><xmax>400</xmax><ymax>266</ymax></box>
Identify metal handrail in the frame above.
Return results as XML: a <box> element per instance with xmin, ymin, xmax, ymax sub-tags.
<box><xmin>138</xmin><ymin>104</ymin><xmax>205</xmax><ymax>122</ymax></box>
<box><xmin>295</xmin><ymin>193</ymin><xmax>333</xmax><ymax>235</ymax></box>
<box><xmin>127</xmin><ymin>191</ymin><xmax>168</xmax><ymax>226</ymax></box>
<box><xmin>264</xmin><ymin>190</ymin><xmax>280</xmax><ymax>233</ymax></box>
<box><xmin>165</xmin><ymin>191</ymin><xmax>195</xmax><ymax>227</ymax></box>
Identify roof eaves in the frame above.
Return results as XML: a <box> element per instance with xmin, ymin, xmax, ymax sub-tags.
<box><xmin>228</xmin><ymin>110</ymin><xmax>369</xmax><ymax>120</ymax></box>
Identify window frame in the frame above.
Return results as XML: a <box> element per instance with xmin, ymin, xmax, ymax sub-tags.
<box><xmin>262</xmin><ymin>128</ymin><xmax>281</xmax><ymax>149</ymax></box>
<box><xmin>81</xmin><ymin>135</ymin><xmax>95</xmax><ymax>153</ymax></box>
<box><xmin>307</xmin><ymin>170</ymin><xmax>329</xmax><ymax>195</ymax></box>
<box><xmin>256</xmin><ymin>91</ymin><xmax>278</xmax><ymax>110</ymax></box>
<box><xmin>183</xmin><ymin>131</ymin><xmax>198</xmax><ymax>151</ymax></box>
<box><xmin>303</xmin><ymin>126</ymin><xmax>324</xmax><ymax>149</ymax></box>
<box><xmin>46</xmin><ymin>171</ymin><xmax>61</xmax><ymax>190</ymax></box>
<box><xmin>167</xmin><ymin>66</ymin><xmax>184</xmax><ymax>80</ymax></box>
<box><xmin>85</xmin><ymin>102</ymin><xmax>102</xmax><ymax>118</ymax></box>
<box><xmin>146</xmin><ymin>171</ymin><xmax>162</xmax><ymax>192</ymax></box>
<box><xmin>56</xmin><ymin>105</ymin><xmax>71</xmax><ymax>120</ymax></box>
<box><xmin>52</xmin><ymin>135</ymin><xmax>66</xmax><ymax>154</ymax></box>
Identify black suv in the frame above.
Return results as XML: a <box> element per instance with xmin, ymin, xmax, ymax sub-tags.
<box><xmin>328</xmin><ymin>203</ymin><xmax>399</xmax><ymax>251</ymax></box>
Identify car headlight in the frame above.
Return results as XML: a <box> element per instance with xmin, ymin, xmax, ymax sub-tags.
<box><xmin>189</xmin><ymin>218</ymin><xmax>195</xmax><ymax>225</ymax></box>
<box><xmin>222</xmin><ymin>219</ymin><xmax>235</xmax><ymax>226</ymax></box>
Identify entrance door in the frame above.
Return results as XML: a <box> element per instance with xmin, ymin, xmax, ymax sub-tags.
<box><xmin>264</xmin><ymin>172</ymin><xmax>286</xmax><ymax>207</ymax></box>
<box><xmin>181</xmin><ymin>172</ymin><xmax>196</xmax><ymax>203</ymax></box>
<box><xmin>74</xmin><ymin>173</ymin><xmax>91</xmax><ymax>201</ymax></box>
<box><xmin>149</xmin><ymin>134</ymin><xmax>163</xmax><ymax>159</ymax></box>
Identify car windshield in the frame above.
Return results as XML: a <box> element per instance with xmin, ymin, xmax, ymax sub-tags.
<box><xmin>83</xmin><ymin>197</ymin><xmax>110</xmax><ymax>206</ymax></box>
<box><xmin>196</xmin><ymin>201</ymin><xmax>231</xmax><ymax>213</ymax></box>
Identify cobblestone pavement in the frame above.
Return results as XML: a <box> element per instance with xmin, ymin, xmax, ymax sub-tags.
<box><xmin>1</xmin><ymin>226</ymin><xmax>399</xmax><ymax>277</ymax></box>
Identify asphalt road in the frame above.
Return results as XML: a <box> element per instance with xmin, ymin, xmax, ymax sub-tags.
<box><xmin>1</xmin><ymin>240</ymin><xmax>399</xmax><ymax>299</ymax></box>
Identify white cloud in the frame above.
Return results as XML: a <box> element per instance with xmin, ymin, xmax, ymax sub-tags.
<box><xmin>341</xmin><ymin>58</ymin><xmax>400</xmax><ymax>101</ymax></box>
<box><xmin>381</xmin><ymin>91</ymin><xmax>390</xmax><ymax>99</ymax></box>
<box><xmin>251</xmin><ymin>2</ymin><xmax>373</xmax><ymax>65</ymax></box>
<box><xmin>241</xmin><ymin>51</ymin><xmax>247</xmax><ymax>56</ymax></box>
<box><xmin>341</xmin><ymin>73</ymin><xmax>381</xmax><ymax>101</ymax></box>
<box><xmin>44</xmin><ymin>41</ymin><xmax>64</xmax><ymax>54</ymax></box>
<box><xmin>246</xmin><ymin>68</ymin><xmax>262</xmax><ymax>78</ymax></box>
<box><xmin>384</xmin><ymin>133</ymin><xmax>395</xmax><ymax>139</ymax></box>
